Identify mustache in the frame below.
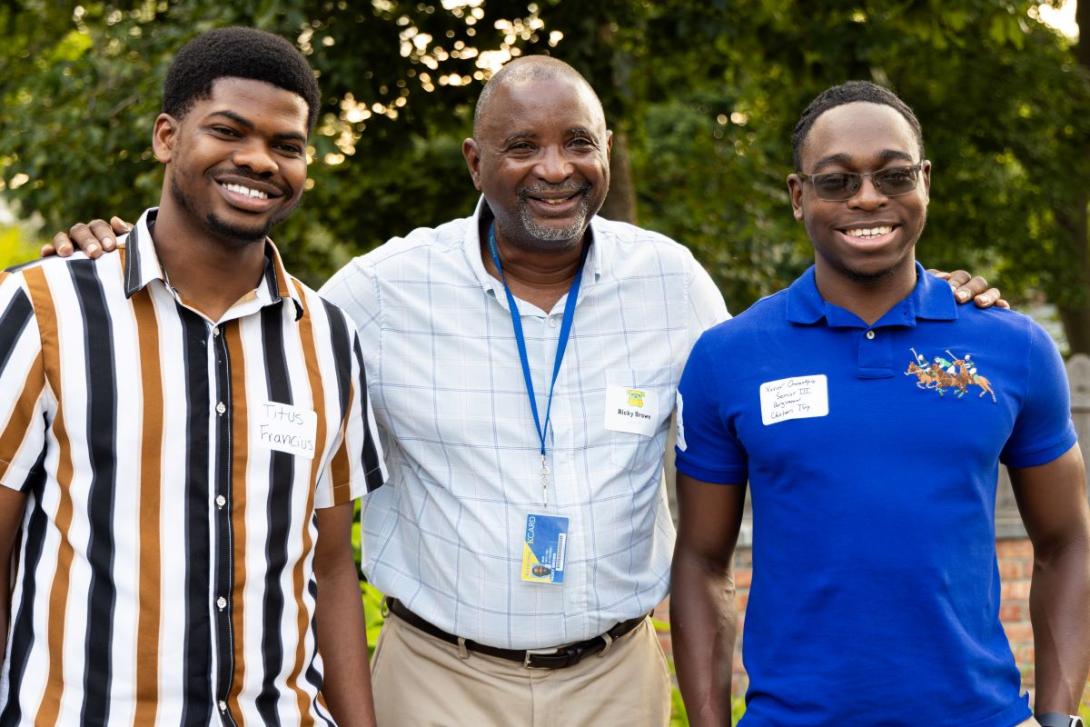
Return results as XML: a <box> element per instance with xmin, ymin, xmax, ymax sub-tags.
<box><xmin>518</xmin><ymin>183</ymin><xmax>590</xmax><ymax>200</ymax></box>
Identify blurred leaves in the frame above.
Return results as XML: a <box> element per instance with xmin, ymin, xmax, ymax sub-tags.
<box><xmin>2</xmin><ymin>1</ymin><xmax>1090</xmax><ymax>348</ymax></box>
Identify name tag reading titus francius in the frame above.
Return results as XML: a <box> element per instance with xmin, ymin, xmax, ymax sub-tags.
<box><xmin>257</xmin><ymin>401</ymin><xmax>318</xmax><ymax>459</ymax></box>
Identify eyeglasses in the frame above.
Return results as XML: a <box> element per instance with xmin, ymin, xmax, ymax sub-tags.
<box><xmin>797</xmin><ymin>163</ymin><xmax>926</xmax><ymax>201</ymax></box>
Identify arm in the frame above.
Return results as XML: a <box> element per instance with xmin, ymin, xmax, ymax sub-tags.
<box><xmin>314</xmin><ymin>502</ymin><xmax>376</xmax><ymax>727</ymax></box>
<box><xmin>1008</xmin><ymin>445</ymin><xmax>1090</xmax><ymax>714</ymax></box>
<box><xmin>0</xmin><ymin>486</ymin><xmax>28</xmax><ymax>658</ymax></box>
<box><xmin>671</xmin><ymin>472</ymin><xmax>747</xmax><ymax>727</ymax></box>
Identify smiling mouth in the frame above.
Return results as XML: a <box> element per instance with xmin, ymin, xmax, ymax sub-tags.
<box><xmin>841</xmin><ymin>225</ymin><xmax>896</xmax><ymax>240</ymax></box>
<box><xmin>219</xmin><ymin>181</ymin><xmax>271</xmax><ymax>200</ymax></box>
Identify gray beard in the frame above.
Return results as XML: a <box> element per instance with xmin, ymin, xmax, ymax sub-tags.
<box><xmin>517</xmin><ymin>195</ymin><xmax>592</xmax><ymax>243</ymax></box>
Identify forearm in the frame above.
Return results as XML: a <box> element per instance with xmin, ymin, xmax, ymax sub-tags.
<box><xmin>315</xmin><ymin>553</ymin><xmax>375</xmax><ymax>727</ymax></box>
<box><xmin>671</xmin><ymin>551</ymin><xmax>737</xmax><ymax>727</ymax></box>
<box><xmin>1030</xmin><ymin>534</ymin><xmax>1090</xmax><ymax>712</ymax></box>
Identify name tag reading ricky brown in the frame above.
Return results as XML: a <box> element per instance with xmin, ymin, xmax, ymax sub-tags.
<box><xmin>257</xmin><ymin>401</ymin><xmax>318</xmax><ymax>459</ymax></box>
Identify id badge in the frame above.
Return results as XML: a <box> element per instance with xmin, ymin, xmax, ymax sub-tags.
<box><xmin>520</xmin><ymin>513</ymin><xmax>569</xmax><ymax>584</ymax></box>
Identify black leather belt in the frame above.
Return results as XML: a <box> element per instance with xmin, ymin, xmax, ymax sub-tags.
<box><xmin>386</xmin><ymin>598</ymin><xmax>648</xmax><ymax>669</ymax></box>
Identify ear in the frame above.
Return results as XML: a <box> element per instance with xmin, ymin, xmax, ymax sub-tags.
<box><xmin>152</xmin><ymin>113</ymin><xmax>179</xmax><ymax>164</ymax></box>
<box><xmin>605</xmin><ymin>128</ymin><xmax>613</xmax><ymax>160</ymax></box>
<box><xmin>920</xmin><ymin>159</ymin><xmax>932</xmax><ymax>202</ymax></box>
<box><xmin>462</xmin><ymin>137</ymin><xmax>483</xmax><ymax>192</ymax></box>
<box><xmin>787</xmin><ymin>173</ymin><xmax>805</xmax><ymax>221</ymax></box>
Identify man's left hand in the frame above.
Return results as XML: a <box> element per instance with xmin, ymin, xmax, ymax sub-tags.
<box><xmin>929</xmin><ymin>268</ymin><xmax>1009</xmax><ymax>309</ymax></box>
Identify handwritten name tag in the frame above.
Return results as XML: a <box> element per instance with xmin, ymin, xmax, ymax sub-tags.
<box><xmin>759</xmin><ymin>375</ymin><xmax>828</xmax><ymax>426</ymax></box>
<box><xmin>604</xmin><ymin>384</ymin><xmax>659</xmax><ymax>435</ymax></box>
<box><xmin>257</xmin><ymin>401</ymin><xmax>317</xmax><ymax>459</ymax></box>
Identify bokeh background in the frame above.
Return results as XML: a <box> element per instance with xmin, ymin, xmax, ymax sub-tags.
<box><xmin>2</xmin><ymin>1</ymin><xmax>1089</xmax><ymax>723</ymax></box>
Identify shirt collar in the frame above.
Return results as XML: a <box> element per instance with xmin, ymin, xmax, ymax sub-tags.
<box><xmin>464</xmin><ymin>196</ymin><xmax>605</xmax><ymax>296</ymax></box>
<box><xmin>123</xmin><ymin>207</ymin><xmax>305</xmax><ymax>320</ymax></box>
<box><xmin>785</xmin><ymin>261</ymin><xmax>957</xmax><ymax>328</ymax></box>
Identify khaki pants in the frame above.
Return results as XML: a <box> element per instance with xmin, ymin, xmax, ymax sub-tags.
<box><xmin>371</xmin><ymin>611</ymin><xmax>673</xmax><ymax>727</ymax></box>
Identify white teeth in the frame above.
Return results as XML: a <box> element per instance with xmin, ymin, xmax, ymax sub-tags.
<box><xmin>845</xmin><ymin>226</ymin><xmax>892</xmax><ymax>239</ymax></box>
<box><xmin>223</xmin><ymin>183</ymin><xmax>268</xmax><ymax>200</ymax></box>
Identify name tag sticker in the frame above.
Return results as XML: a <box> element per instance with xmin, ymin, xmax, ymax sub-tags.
<box><xmin>257</xmin><ymin>401</ymin><xmax>317</xmax><ymax>459</ymax></box>
<box><xmin>759</xmin><ymin>375</ymin><xmax>829</xmax><ymax>426</ymax></box>
<box><xmin>604</xmin><ymin>385</ymin><xmax>658</xmax><ymax>435</ymax></box>
<box><xmin>521</xmin><ymin>513</ymin><xmax>569</xmax><ymax>585</ymax></box>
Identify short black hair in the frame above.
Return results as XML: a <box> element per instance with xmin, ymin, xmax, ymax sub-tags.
<box><xmin>163</xmin><ymin>27</ymin><xmax>321</xmax><ymax>132</ymax></box>
<box><xmin>791</xmin><ymin>81</ymin><xmax>923</xmax><ymax>170</ymax></box>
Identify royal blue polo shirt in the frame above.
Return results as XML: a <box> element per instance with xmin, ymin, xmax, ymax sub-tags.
<box><xmin>675</xmin><ymin>263</ymin><xmax>1076</xmax><ymax>727</ymax></box>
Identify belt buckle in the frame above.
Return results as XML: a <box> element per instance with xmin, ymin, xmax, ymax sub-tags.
<box><xmin>523</xmin><ymin>646</ymin><xmax>564</xmax><ymax>669</ymax></box>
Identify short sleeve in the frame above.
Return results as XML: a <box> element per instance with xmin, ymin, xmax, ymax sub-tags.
<box><xmin>1000</xmin><ymin>322</ymin><xmax>1078</xmax><ymax>469</ymax></box>
<box><xmin>0</xmin><ymin>273</ymin><xmax>48</xmax><ymax>491</ymax></box>
<box><xmin>316</xmin><ymin>326</ymin><xmax>387</xmax><ymax>509</ymax></box>
<box><xmin>674</xmin><ymin>333</ymin><xmax>747</xmax><ymax>484</ymax></box>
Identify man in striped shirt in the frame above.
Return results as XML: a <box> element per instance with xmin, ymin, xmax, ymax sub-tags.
<box><xmin>0</xmin><ymin>28</ymin><xmax>385</xmax><ymax>725</ymax></box>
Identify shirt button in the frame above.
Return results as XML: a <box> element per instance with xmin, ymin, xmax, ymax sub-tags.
<box><xmin>218</xmin><ymin>700</ymin><xmax>227</xmax><ymax>712</ymax></box>
<box><xmin>548</xmin><ymin>317</ymin><xmax>559</xmax><ymax>328</ymax></box>
<box><xmin>865</xmin><ymin>330</ymin><xmax>876</xmax><ymax>340</ymax></box>
<box><xmin>217</xmin><ymin>596</ymin><xmax>227</xmax><ymax>610</ymax></box>
<box><xmin>212</xmin><ymin>328</ymin><xmax>220</xmax><ymax>337</ymax></box>
<box><xmin>216</xmin><ymin>495</ymin><xmax>226</xmax><ymax>508</ymax></box>
<box><xmin>216</xmin><ymin>402</ymin><xmax>226</xmax><ymax>415</ymax></box>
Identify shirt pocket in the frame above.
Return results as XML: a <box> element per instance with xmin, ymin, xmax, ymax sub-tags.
<box><xmin>604</xmin><ymin>366</ymin><xmax>674</xmax><ymax>468</ymax></box>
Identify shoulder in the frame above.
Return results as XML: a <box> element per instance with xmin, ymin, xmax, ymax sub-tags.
<box><xmin>593</xmin><ymin>216</ymin><xmax>704</xmax><ymax>273</ymax></box>
<box><xmin>955</xmin><ymin>304</ymin><xmax>1049</xmax><ymax>349</ymax></box>
<box><xmin>697</xmin><ymin>290</ymin><xmax>788</xmax><ymax>346</ymax></box>
<box><xmin>321</xmin><ymin>215</ymin><xmax>473</xmax><ymax>307</ymax></box>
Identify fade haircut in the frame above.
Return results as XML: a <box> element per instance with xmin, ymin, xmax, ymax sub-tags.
<box><xmin>791</xmin><ymin>81</ymin><xmax>923</xmax><ymax>170</ymax></box>
<box><xmin>163</xmin><ymin>27</ymin><xmax>321</xmax><ymax>133</ymax></box>
<box><xmin>473</xmin><ymin>55</ymin><xmax>604</xmax><ymax>136</ymax></box>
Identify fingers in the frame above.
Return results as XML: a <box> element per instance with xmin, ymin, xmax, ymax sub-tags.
<box><xmin>109</xmin><ymin>216</ymin><xmax>132</xmax><ymax>239</ymax></box>
<box><xmin>973</xmin><ymin>288</ymin><xmax>1011</xmax><ymax>309</ymax></box>
<box><xmin>49</xmin><ymin>230</ymin><xmax>74</xmax><ymax>258</ymax></box>
<box><xmin>926</xmin><ymin>268</ymin><xmax>952</xmax><ymax>281</ymax></box>
<box><xmin>40</xmin><ymin>242</ymin><xmax>57</xmax><ymax>258</ymax></box>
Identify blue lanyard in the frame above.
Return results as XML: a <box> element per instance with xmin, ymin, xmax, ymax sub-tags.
<box><xmin>487</xmin><ymin>224</ymin><xmax>588</xmax><ymax>507</ymax></box>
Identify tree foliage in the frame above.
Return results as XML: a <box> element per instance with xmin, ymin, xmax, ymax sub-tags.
<box><xmin>2</xmin><ymin>1</ymin><xmax>1089</xmax><ymax>350</ymax></box>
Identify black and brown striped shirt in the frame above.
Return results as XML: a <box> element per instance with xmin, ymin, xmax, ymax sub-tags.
<box><xmin>0</xmin><ymin>208</ymin><xmax>386</xmax><ymax>726</ymax></box>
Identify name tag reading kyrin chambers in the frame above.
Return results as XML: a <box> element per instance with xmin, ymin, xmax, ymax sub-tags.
<box><xmin>759</xmin><ymin>375</ymin><xmax>829</xmax><ymax>426</ymax></box>
<box><xmin>257</xmin><ymin>401</ymin><xmax>318</xmax><ymax>459</ymax></box>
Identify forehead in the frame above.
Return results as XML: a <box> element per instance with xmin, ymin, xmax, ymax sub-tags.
<box><xmin>193</xmin><ymin>77</ymin><xmax>309</xmax><ymax>128</ymax></box>
<box><xmin>801</xmin><ymin>102</ymin><xmax>919</xmax><ymax>168</ymax></box>
<box><xmin>480</xmin><ymin>76</ymin><xmax>604</xmax><ymax>139</ymax></box>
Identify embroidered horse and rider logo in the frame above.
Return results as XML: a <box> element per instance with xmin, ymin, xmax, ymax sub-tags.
<box><xmin>904</xmin><ymin>349</ymin><xmax>997</xmax><ymax>403</ymax></box>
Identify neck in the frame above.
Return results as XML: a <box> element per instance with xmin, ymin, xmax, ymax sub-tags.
<box><xmin>813</xmin><ymin>257</ymin><xmax>917</xmax><ymax>326</ymax></box>
<box><xmin>481</xmin><ymin>218</ymin><xmax>588</xmax><ymax>312</ymax></box>
<box><xmin>152</xmin><ymin>195</ymin><xmax>267</xmax><ymax>321</ymax></box>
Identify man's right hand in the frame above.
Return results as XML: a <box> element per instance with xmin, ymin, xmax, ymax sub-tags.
<box><xmin>43</xmin><ymin>217</ymin><xmax>132</xmax><ymax>258</ymax></box>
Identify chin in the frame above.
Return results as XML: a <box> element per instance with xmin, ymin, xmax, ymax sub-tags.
<box><xmin>207</xmin><ymin>213</ymin><xmax>273</xmax><ymax>244</ymax></box>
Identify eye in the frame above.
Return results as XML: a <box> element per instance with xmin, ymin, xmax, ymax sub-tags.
<box><xmin>507</xmin><ymin>141</ymin><xmax>535</xmax><ymax>153</ymax></box>
<box><xmin>276</xmin><ymin>143</ymin><xmax>304</xmax><ymax>156</ymax></box>
<box><xmin>813</xmin><ymin>173</ymin><xmax>854</xmax><ymax>194</ymax></box>
<box><xmin>210</xmin><ymin>125</ymin><xmax>240</xmax><ymax>138</ymax></box>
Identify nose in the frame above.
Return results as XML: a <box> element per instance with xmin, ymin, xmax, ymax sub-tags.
<box><xmin>533</xmin><ymin>145</ymin><xmax>573</xmax><ymax>183</ymax></box>
<box><xmin>847</xmin><ymin>175</ymin><xmax>887</xmax><ymax>210</ymax></box>
<box><xmin>232</xmin><ymin>139</ymin><xmax>278</xmax><ymax>176</ymax></box>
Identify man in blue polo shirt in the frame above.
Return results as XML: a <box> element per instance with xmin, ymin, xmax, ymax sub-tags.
<box><xmin>670</xmin><ymin>81</ymin><xmax>1090</xmax><ymax>727</ymax></box>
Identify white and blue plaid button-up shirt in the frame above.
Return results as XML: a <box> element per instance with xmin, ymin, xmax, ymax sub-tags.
<box><xmin>321</xmin><ymin>199</ymin><xmax>728</xmax><ymax>649</ymax></box>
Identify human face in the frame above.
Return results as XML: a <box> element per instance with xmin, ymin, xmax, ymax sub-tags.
<box><xmin>788</xmin><ymin>102</ymin><xmax>930</xmax><ymax>286</ymax></box>
<box><xmin>154</xmin><ymin>77</ymin><xmax>309</xmax><ymax>244</ymax></box>
<box><xmin>463</xmin><ymin>76</ymin><xmax>612</xmax><ymax>252</ymax></box>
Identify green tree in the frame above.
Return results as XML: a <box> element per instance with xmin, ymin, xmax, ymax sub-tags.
<box><xmin>3</xmin><ymin>1</ymin><xmax>1090</xmax><ymax>353</ymax></box>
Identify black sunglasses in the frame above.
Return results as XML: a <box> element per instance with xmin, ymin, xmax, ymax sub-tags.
<box><xmin>797</xmin><ymin>163</ymin><xmax>926</xmax><ymax>201</ymax></box>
